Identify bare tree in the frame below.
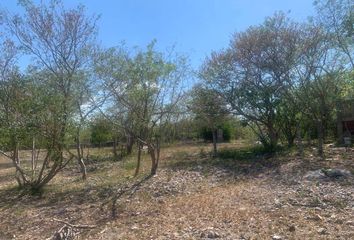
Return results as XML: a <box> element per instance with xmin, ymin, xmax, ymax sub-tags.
<box><xmin>69</xmin><ymin>71</ymin><xmax>100</xmax><ymax>180</ymax></box>
<box><xmin>1</xmin><ymin>0</ymin><xmax>98</xmax><ymax>191</ymax></box>
<box><xmin>95</xmin><ymin>41</ymin><xmax>189</xmax><ymax>175</ymax></box>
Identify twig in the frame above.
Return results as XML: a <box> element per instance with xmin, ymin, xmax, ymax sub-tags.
<box><xmin>52</xmin><ymin>218</ymin><xmax>96</xmax><ymax>229</ymax></box>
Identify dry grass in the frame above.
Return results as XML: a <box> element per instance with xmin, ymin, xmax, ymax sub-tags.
<box><xmin>0</xmin><ymin>141</ymin><xmax>353</xmax><ymax>239</ymax></box>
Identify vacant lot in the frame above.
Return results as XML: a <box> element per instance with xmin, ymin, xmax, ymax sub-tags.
<box><xmin>0</xmin><ymin>141</ymin><xmax>353</xmax><ymax>240</ymax></box>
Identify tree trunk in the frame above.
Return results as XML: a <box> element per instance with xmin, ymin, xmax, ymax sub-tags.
<box><xmin>134</xmin><ymin>143</ymin><xmax>142</xmax><ymax>177</ymax></box>
<box><xmin>126</xmin><ymin>134</ymin><xmax>134</xmax><ymax>155</ymax></box>
<box><xmin>31</xmin><ymin>136</ymin><xmax>36</xmax><ymax>180</ymax></box>
<box><xmin>78</xmin><ymin>158</ymin><xmax>87</xmax><ymax>180</ymax></box>
<box><xmin>150</xmin><ymin>150</ymin><xmax>158</xmax><ymax>176</ymax></box>
<box><xmin>1</xmin><ymin>143</ymin><xmax>27</xmax><ymax>188</ymax></box>
<box><xmin>13</xmin><ymin>142</ymin><xmax>22</xmax><ymax>187</ymax></box>
<box><xmin>212</xmin><ymin>129</ymin><xmax>217</xmax><ymax>157</ymax></box>
<box><xmin>268</xmin><ymin>126</ymin><xmax>278</xmax><ymax>151</ymax></box>
<box><xmin>149</xmin><ymin>139</ymin><xmax>160</xmax><ymax>176</ymax></box>
<box><xmin>15</xmin><ymin>142</ymin><xmax>20</xmax><ymax>166</ymax></box>
<box><xmin>76</xmin><ymin>136</ymin><xmax>87</xmax><ymax>180</ymax></box>
<box><xmin>45</xmin><ymin>154</ymin><xmax>51</xmax><ymax>168</ymax></box>
<box><xmin>149</xmin><ymin>147</ymin><xmax>157</xmax><ymax>176</ymax></box>
<box><xmin>285</xmin><ymin>125</ymin><xmax>296</xmax><ymax>148</ymax></box>
<box><xmin>80</xmin><ymin>143</ymin><xmax>84</xmax><ymax>160</ymax></box>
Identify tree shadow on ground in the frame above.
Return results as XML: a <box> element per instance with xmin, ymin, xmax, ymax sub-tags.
<box><xmin>0</xmin><ymin>171</ymin><xmax>154</xmax><ymax>222</ymax></box>
<box><xmin>165</xmin><ymin>145</ymin><xmax>290</xmax><ymax>177</ymax></box>
<box><xmin>0</xmin><ymin>175</ymin><xmax>153</xmax><ymax>240</ymax></box>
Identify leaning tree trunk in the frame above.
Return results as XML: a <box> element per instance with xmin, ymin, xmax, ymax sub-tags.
<box><xmin>134</xmin><ymin>143</ymin><xmax>142</xmax><ymax>177</ymax></box>
<box><xmin>13</xmin><ymin>142</ymin><xmax>22</xmax><ymax>187</ymax></box>
<box><xmin>149</xmin><ymin>139</ymin><xmax>160</xmax><ymax>176</ymax></box>
<box><xmin>78</xmin><ymin>157</ymin><xmax>87</xmax><ymax>180</ymax></box>
<box><xmin>149</xmin><ymin>150</ymin><xmax>158</xmax><ymax>176</ymax></box>
<box><xmin>76</xmin><ymin>135</ymin><xmax>87</xmax><ymax>181</ymax></box>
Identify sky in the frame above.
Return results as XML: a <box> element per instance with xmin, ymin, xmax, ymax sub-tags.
<box><xmin>2</xmin><ymin>0</ymin><xmax>316</xmax><ymax>70</ymax></box>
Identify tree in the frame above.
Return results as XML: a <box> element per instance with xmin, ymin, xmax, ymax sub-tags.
<box><xmin>202</xmin><ymin>13</ymin><xmax>301</xmax><ymax>151</ymax></box>
<box><xmin>0</xmin><ymin>38</ymin><xmax>28</xmax><ymax>186</ymax></box>
<box><xmin>314</xmin><ymin>0</ymin><xmax>354</xmax><ymax>68</ymax></box>
<box><xmin>90</xmin><ymin>116</ymin><xmax>113</xmax><ymax>147</ymax></box>
<box><xmin>294</xmin><ymin>23</ymin><xmax>345</xmax><ymax>157</ymax></box>
<box><xmin>275</xmin><ymin>93</ymin><xmax>302</xmax><ymax>147</ymax></box>
<box><xmin>310</xmin><ymin>0</ymin><xmax>353</xmax><ymax>150</ymax></box>
<box><xmin>95</xmin><ymin>41</ymin><xmax>189</xmax><ymax>175</ymax></box>
<box><xmin>189</xmin><ymin>85</ymin><xmax>229</xmax><ymax>156</ymax></box>
<box><xmin>69</xmin><ymin>70</ymin><xmax>101</xmax><ymax>180</ymax></box>
<box><xmin>2</xmin><ymin>0</ymin><xmax>98</xmax><ymax>191</ymax></box>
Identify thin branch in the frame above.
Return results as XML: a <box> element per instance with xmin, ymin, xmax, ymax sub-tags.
<box><xmin>52</xmin><ymin>218</ymin><xmax>96</xmax><ymax>229</ymax></box>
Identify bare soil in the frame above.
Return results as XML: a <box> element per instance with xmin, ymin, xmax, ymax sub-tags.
<box><xmin>0</xmin><ymin>142</ymin><xmax>353</xmax><ymax>239</ymax></box>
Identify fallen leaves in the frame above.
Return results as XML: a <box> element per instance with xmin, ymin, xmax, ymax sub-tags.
<box><xmin>0</xmin><ymin>142</ymin><xmax>353</xmax><ymax>239</ymax></box>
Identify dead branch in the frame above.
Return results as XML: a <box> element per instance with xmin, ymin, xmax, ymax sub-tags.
<box><xmin>52</xmin><ymin>218</ymin><xmax>96</xmax><ymax>229</ymax></box>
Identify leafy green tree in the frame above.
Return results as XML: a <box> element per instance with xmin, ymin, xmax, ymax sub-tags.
<box><xmin>201</xmin><ymin>13</ymin><xmax>301</xmax><ymax>151</ymax></box>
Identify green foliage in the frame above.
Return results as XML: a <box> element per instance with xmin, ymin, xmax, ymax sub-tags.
<box><xmin>199</xmin><ymin>127</ymin><xmax>213</xmax><ymax>142</ymax></box>
<box><xmin>90</xmin><ymin>118</ymin><xmax>113</xmax><ymax>146</ymax></box>
<box><xmin>222</xmin><ymin>122</ymin><xmax>232</xmax><ymax>142</ymax></box>
<box><xmin>233</xmin><ymin>120</ymin><xmax>257</xmax><ymax>141</ymax></box>
<box><xmin>189</xmin><ymin>85</ymin><xmax>229</xmax><ymax>130</ymax></box>
<box><xmin>200</xmin><ymin>13</ymin><xmax>301</xmax><ymax>151</ymax></box>
<box><xmin>199</xmin><ymin>121</ymin><xmax>232</xmax><ymax>142</ymax></box>
<box><xmin>341</xmin><ymin>71</ymin><xmax>354</xmax><ymax>98</ymax></box>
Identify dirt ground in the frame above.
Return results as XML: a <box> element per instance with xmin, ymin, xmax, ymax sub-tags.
<box><xmin>0</xmin><ymin>142</ymin><xmax>353</xmax><ymax>240</ymax></box>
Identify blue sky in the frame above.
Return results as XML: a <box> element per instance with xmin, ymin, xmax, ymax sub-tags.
<box><xmin>2</xmin><ymin>0</ymin><xmax>315</xmax><ymax>69</ymax></box>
